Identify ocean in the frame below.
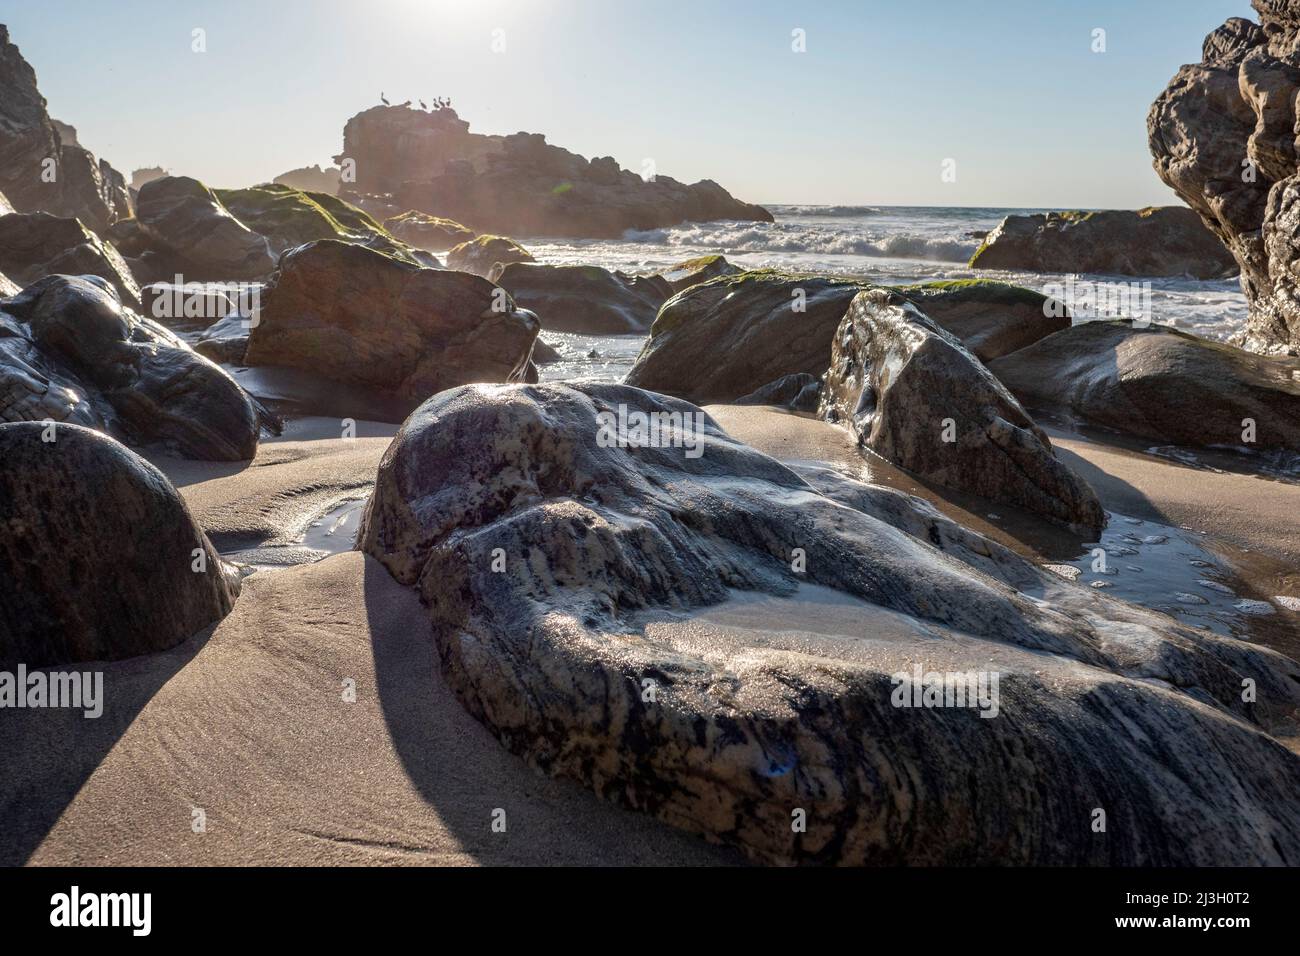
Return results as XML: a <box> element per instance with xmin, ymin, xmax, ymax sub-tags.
<box><xmin>527</xmin><ymin>204</ymin><xmax>1248</xmax><ymax>384</ymax></box>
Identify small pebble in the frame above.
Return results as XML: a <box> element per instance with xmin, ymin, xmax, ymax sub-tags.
<box><xmin>1235</xmin><ymin>600</ymin><xmax>1276</xmax><ymax>616</ymax></box>
<box><xmin>1275</xmin><ymin>595</ymin><xmax>1300</xmax><ymax>612</ymax></box>
<box><xmin>1175</xmin><ymin>592</ymin><xmax>1209</xmax><ymax>605</ymax></box>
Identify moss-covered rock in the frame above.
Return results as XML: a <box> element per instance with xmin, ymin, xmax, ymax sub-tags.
<box><xmin>383</xmin><ymin>210</ymin><xmax>474</xmax><ymax>251</ymax></box>
<box><xmin>654</xmin><ymin>253</ymin><xmax>741</xmax><ymax>293</ymax></box>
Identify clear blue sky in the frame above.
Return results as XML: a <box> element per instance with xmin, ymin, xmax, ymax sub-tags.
<box><xmin>1</xmin><ymin>0</ymin><xmax>1254</xmax><ymax>207</ymax></box>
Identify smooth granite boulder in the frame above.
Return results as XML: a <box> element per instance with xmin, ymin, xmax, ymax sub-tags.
<box><xmin>0</xmin><ymin>422</ymin><xmax>239</xmax><ymax>667</ymax></box>
<box><xmin>968</xmin><ymin>207</ymin><xmax>1236</xmax><ymax>279</ymax></box>
<box><xmin>445</xmin><ymin>234</ymin><xmax>534</xmax><ymax>277</ymax></box>
<box><xmin>0</xmin><ymin>275</ymin><xmax>266</xmax><ymax>460</ymax></box>
<box><xmin>0</xmin><ymin>211</ymin><xmax>141</xmax><ymax>309</ymax></box>
<box><xmin>487</xmin><ymin>262</ymin><xmax>671</xmax><ymax>333</ymax></box>
<box><xmin>624</xmin><ymin>270</ymin><xmax>867</xmax><ymax>404</ymax></box>
<box><xmin>244</xmin><ymin>239</ymin><xmax>538</xmax><ymax>415</ymax></box>
<box><xmin>819</xmin><ymin>289</ymin><xmax>1105</xmax><ymax>534</ymax></box>
<box><xmin>357</xmin><ymin>381</ymin><xmax>1300</xmax><ymax>865</ymax></box>
<box><xmin>988</xmin><ymin>319</ymin><xmax>1300</xmax><ymax>451</ymax></box>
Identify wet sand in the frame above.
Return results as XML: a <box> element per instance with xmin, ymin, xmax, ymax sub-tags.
<box><xmin>6</xmin><ymin>403</ymin><xmax>1298</xmax><ymax>864</ymax></box>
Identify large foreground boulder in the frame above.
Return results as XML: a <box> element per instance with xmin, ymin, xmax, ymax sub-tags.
<box><xmin>0</xmin><ymin>211</ymin><xmax>141</xmax><ymax>309</ymax></box>
<box><xmin>625</xmin><ymin>270</ymin><xmax>867</xmax><ymax>403</ymax></box>
<box><xmin>1149</xmin><ymin>9</ymin><xmax>1300</xmax><ymax>351</ymax></box>
<box><xmin>488</xmin><ymin>262</ymin><xmax>671</xmax><ymax>333</ymax></box>
<box><xmin>358</xmin><ymin>381</ymin><xmax>1300</xmax><ymax>865</ymax></box>
<box><xmin>0</xmin><ymin>26</ymin><xmax>128</xmax><ymax>233</ymax></box>
<box><xmin>445</xmin><ymin>234</ymin><xmax>534</xmax><ymax>277</ymax></box>
<box><xmin>337</xmin><ymin>104</ymin><xmax>772</xmax><ymax>238</ymax></box>
<box><xmin>0</xmin><ymin>422</ymin><xmax>238</xmax><ymax>667</ymax></box>
<box><xmin>135</xmin><ymin>176</ymin><xmax>275</xmax><ymax>281</ymax></box>
<box><xmin>968</xmin><ymin>207</ymin><xmax>1237</xmax><ymax>278</ymax></box>
<box><xmin>244</xmin><ymin>239</ymin><xmax>538</xmax><ymax>415</ymax></box>
<box><xmin>0</xmin><ymin>275</ymin><xmax>265</xmax><ymax>460</ymax></box>
<box><xmin>988</xmin><ymin>319</ymin><xmax>1300</xmax><ymax>451</ymax></box>
<box><xmin>820</xmin><ymin>289</ymin><xmax>1105</xmax><ymax>534</ymax></box>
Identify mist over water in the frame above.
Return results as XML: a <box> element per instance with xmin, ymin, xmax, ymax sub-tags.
<box><xmin>528</xmin><ymin>204</ymin><xmax>1249</xmax><ymax>384</ymax></box>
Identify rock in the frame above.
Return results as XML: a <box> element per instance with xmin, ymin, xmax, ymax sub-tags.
<box><xmin>0</xmin><ymin>211</ymin><xmax>142</xmax><ymax>309</ymax></box>
<box><xmin>819</xmin><ymin>289</ymin><xmax>1105</xmax><ymax>534</ymax></box>
<box><xmin>335</xmin><ymin>105</ymin><xmax>772</xmax><ymax>239</ymax></box>
<box><xmin>0</xmin><ymin>422</ymin><xmax>238</xmax><ymax>668</ymax></box>
<box><xmin>135</xmin><ymin>176</ymin><xmax>276</xmax><ymax>282</ymax></box>
<box><xmin>214</xmin><ymin>182</ymin><xmax>431</xmax><ymax>266</ymax></box>
<box><xmin>968</xmin><ymin>207</ymin><xmax>1237</xmax><ymax>278</ymax></box>
<box><xmin>734</xmin><ymin>372</ymin><xmax>821</xmax><ymax>411</ymax></box>
<box><xmin>0</xmin><ymin>27</ymin><xmax>128</xmax><ymax>233</ymax></box>
<box><xmin>655</xmin><ymin>254</ymin><xmax>742</xmax><ymax>293</ymax></box>
<box><xmin>446</xmin><ymin>234</ymin><xmax>534</xmax><ymax>277</ymax></box>
<box><xmin>194</xmin><ymin>312</ymin><xmax>251</xmax><ymax>364</ymax></box>
<box><xmin>487</xmin><ymin>262</ymin><xmax>670</xmax><ymax>334</ymax></box>
<box><xmin>1148</xmin><ymin>11</ymin><xmax>1300</xmax><ymax>350</ymax></box>
<box><xmin>988</xmin><ymin>319</ymin><xmax>1300</xmax><ymax>451</ymax></box>
<box><xmin>531</xmin><ymin>338</ymin><xmax>562</xmax><ymax>364</ymax></box>
<box><xmin>897</xmin><ymin>279</ymin><xmax>1069</xmax><ymax>361</ymax></box>
<box><xmin>0</xmin><ymin>275</ymin><xmax>266</xmax><ymax>460</ymax></box>
<box><xmin>244</xmin><ymin>239</ymin><xmax>538</xmax><ymax>415</ymax></box>
<box><xmin>272</xmin><ymin>164</ymin><xmax>342</xmax><ymax>195</ymax></box>
<box><xmin>357</xmin><ymin>380</ymin><xmax>1300</xmax><ymax>865</ymax></box>
<box><xmin>625</xmin><ymin>270</ymin><xmax>867</xmax><ymax>404</ymax></box>
<box><xmin>139</xmin><ymin>281</ymin><xmax>252</xmax><ymax>329</ymax></box>
<box><xmin>335</xmin><ymin>104</ymin><xmax>774</xmax><ymax>238</ymax></box>
<box><xmin>383</xmin><ymin>210</ymin><xmax>474</xmax><ymax>251</ymax></box>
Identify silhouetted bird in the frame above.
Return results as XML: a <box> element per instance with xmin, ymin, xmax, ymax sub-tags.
<box><xmin>398</xmin><ymin>100</ymin><xmax>411</xmax><ymax>108</ymax></box>
<box><xmin>419</xmin><ymin>100</ymin><xmax>428</xmax><ymax>110</ymax></box>
<box><xmin>380</xmin><ymin>92</ymin><xmax>389</xmax><ymax>105</ymax></box>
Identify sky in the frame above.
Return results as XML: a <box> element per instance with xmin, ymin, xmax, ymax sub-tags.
<box><xmin>0</xmin><ymin>0</ymin><xmax>1256</xmax><ymax>208</ymax></box>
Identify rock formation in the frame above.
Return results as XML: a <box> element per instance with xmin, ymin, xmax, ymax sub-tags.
<box><xmin>383</xmin><ymin>210</ymin><xmax>474</xmax><ymax>251</ymax></box>
<box><xmin>0</xmin><ymin>26</ymin><xmax>128</xmax><ymax>233</ymax></box>
<box><xmin>734</xmin><ymin>372</ymin><xmax>822</xmax><ymax>411</ymax></box>
<box><xmin>487</xmin><ymin>262</ymin><xmax>670</xmax><ymax>334</ymax></box>
<box><xmin>0</xmin><ymin>275</ymin><xmax>266</xmax><ymax>460</ymax></box>
<box><xmin>819</xmin><ymin>289</ymin><xmax>1105</xmax><ymax>533</ymax></box>
<box><xmin>1149</xmin><ymin>4</ymin><xmax>1300</xmax><ymax>351</ymax></box>
<box><xmin>334</xmin><ymin>105</ymin><xmax>772</xmax><ymax>238</ymax></box>
<box><xmin>968</xmin><ymin>207</ymin><xmax>1237</xmax><ymax>278</ymax></box>
<box><xmin>244</xmin><ymin>239</ymin><xmax>538</xmax><ymax>415</ymax></box>
<box><xmin>357</xmin><ymin>381</ymin><xmax>1300</xmax><ymax>865</ymax></box>
<box><xmin>445</xmin><ymin>234</ymin><xmax>533</xmax><ymax>277</ymax></box>
<box><xmin>0</xmin><ymin>422</ymin><xmax>238</xmax><ymax>668</ymax></box>
<box><xmin>0</xmin><ymin>211</ymin><xmax>142</xmax><ymax>309</ymax></box>
<box><xmin>135</xmin><ymin>177</ymin><xmax>276</xmax><ymax>282</ymax></box>
<box><xmin>988</xmin><ymin>319</ymin><xmax>1300</xmax><ymax>452</ymax></box>
<box><xmin>654</xmin><ymin>254</ymin><xmax>741</xmax><ymax>293</ymax></box>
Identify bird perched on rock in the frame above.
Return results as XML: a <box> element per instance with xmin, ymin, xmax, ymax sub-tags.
<box><xmin>398</xmin><ymin>100</ymin><xmax>411</xmax><ymax>108</ymax></box>
<box><xmin>419</xmin><ymin>99</ymin><xmax>428</xmax><ymax>110</ymax></box>
<box><xmin>380</xmin><ymin>92</ymin><xmax>389</xmax><ymax>105</ymax></box>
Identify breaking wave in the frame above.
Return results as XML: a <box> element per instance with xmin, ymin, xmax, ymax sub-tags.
<box><xmin>624</xmin><ymin>220</ymin><xmax>976</xmax><ymax>263</ymax></box>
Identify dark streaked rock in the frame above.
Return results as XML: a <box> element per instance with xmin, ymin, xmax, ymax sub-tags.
<box><xmin>487</xmin><ymin>262</ymin><xmax>670</xmax><ymax>333</ymax></box>
<box><xmin>734</xmin><ymin>372</ymin><xmax>821</xmax><ymax>411</ymax></box>
<box><xmin>357</xmin><ymin>380</ymin><xmax>1300</xmax><ymax>865</ymax></box>
<box><xmin>135</xmin><ymin>176</ymin><xmax>275</xmax><ymax>281</ymax></box>
<box><xmin>0</xmin><ymin>211</ymin><xmax>141</xmax><ymax>309</ymax></box>
<box><xmin>898</xmin><ymin>279</ymin><xmax>1069</xmax><ymax>361</ymax></box>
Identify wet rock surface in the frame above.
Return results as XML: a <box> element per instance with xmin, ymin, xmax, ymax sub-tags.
<box><xmin>0</xmin><ymin>422</ymin><xmax>238</xmax><ymax>667</ymax></box>
<box><xmin>969</xmin><ymin>207</ymin><xmax>1236</xmax><ymax>278</ymax></box>
<box><xmin>898</xmin><ymin>280</ymin><xmax>1069</xmax><ymax>361</ymax></box>
<box><xmin>357</xmin><ymin>381</ymin><xmax>1300</xmax><ymax>865</ymax></box>
<box><xmin>445</xmin><ymin>234</ymin><xmax>534</xmax><ymax>277</ymax></box>
<box><xmin>819</xmin><ymin>289</ymin><xmax>1105</xmax><ymax>534</ymax></box>
<box><xmin>244</xmin><ymin>239</ymin><xmax>538</xmax><ymax>416</ymax></box>
<box><xmin>135</xmin><ymin>176</ymin><xmax>276</xmax><ymax>282</ymax></box>
<box><xmin>988</xmin><ymin>319</ymin><xmax>1300</xmax><ymax>452</ymax></box>
<box><xmin>0</xmin><ymin>275</ymin><xmax>265</xmax><ymax>460</ymax></box>
<box><xmin>383</xmin><ymin>210</ymin><xmax>474</xmax><ymax>251</ymax></box>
